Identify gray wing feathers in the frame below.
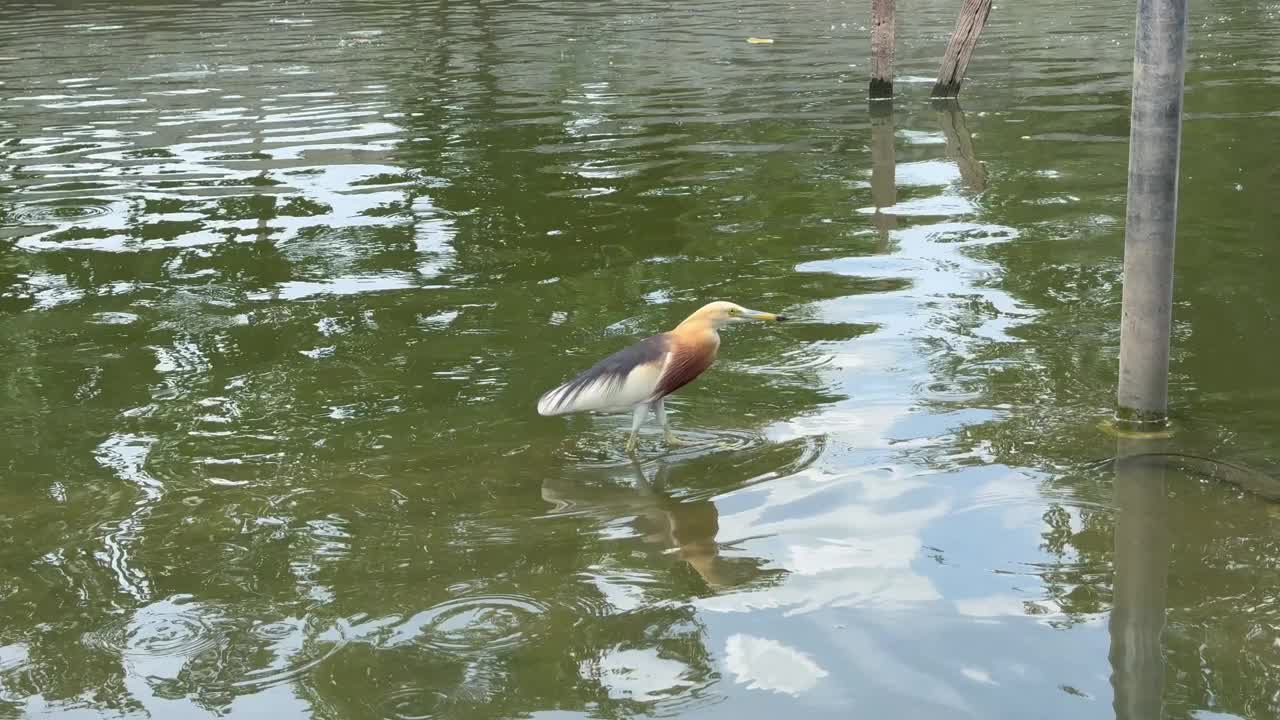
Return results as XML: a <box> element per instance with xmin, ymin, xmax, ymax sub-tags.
<box><xmin>537</xmin><ymin>334</ymin><xmax>671</xmax><ymax>415</ymax></box>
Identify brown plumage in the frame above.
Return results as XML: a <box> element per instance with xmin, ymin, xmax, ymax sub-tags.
<box><xmin>537</xmin><ymin>301</ymin><xmax>787</xmax><ymax>453</ymax></box>
<box><xmin>657</xmin><ymin>322</ymin><xmax>720</xmax><ymax>398</ymax></box>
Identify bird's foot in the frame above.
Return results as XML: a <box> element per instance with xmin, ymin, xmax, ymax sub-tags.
<box><xmin>664</xmin><ymin>431</ymin><xmax>692</xmax><ymax>447</ymax></box>
<box><xmin>625</xmin><ymin>432</ymin><xmax>640</xmax><ymax>455</ymax></box>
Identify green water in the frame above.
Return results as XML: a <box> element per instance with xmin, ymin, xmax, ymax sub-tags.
<box><xmin>3</xmin><ymin>0</ymin><xmax>1280</xmax><ymax>718</ymax></box>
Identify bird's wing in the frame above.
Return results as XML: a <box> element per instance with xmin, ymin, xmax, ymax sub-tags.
<box><xmin>537</xmin><ymin>334</ymin><xmax>672</xmax><ymax>416</ymax></box>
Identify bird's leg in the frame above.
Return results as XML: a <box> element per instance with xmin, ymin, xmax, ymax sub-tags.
<box><xmin>625</xmin><ymin>404</ymin><xmax>649</xmax><ymax>454</ymax></box>
<box><xmin>654</xmin><ymin>397</ymin><xmax>689</xmax><ymax>446</ymax></box>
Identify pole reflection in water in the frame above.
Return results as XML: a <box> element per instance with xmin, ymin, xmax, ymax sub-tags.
<box><xmin>935</xmin><ymin>100</ymin><xmax>987</xmax><ymax>193</ymax></box>
<box><xmin>542</xmin><ymin>460</ymin><xmax>770</xmax><ymax>590</ymax></box>
<box><xmin>870</xmin><ymin>101</ymin><xmax>897</xmax><ymax>243</ymax></box>
<box><xmin>1109</xmin><ymin>437</ymin><xmax>1171</xmax><ymax>720</ymax></box>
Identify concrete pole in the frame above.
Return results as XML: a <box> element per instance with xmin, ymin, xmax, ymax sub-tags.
<box><xmin>1117</xmin><ymin>0</ymin><xmax>1188</xmax><ymax>428</ymax></box>
<box><xmin>870</xmin><ymin>0</ymin><xmax>895</xmax><ymax>99</ymax></box>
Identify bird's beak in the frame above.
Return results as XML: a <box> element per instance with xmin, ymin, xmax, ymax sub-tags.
<box><xmin>742</xmin><ymin>308</ymin><xmax>787</xmax><ymax>322</ymax></box>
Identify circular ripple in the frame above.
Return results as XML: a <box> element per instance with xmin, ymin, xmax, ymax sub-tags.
<box><xmin>565</xmin><ymin>426</ymin><xmax>778</xmax><ymax>469</ymax></box>
<box><xmin>249</xmin><ymin>619</ymin><xmax>299</xmax><ymax>642</ymax></box>
<box><xmin>387</xmin><ymin>594</ymin><xmax>548</xmax><ymax>656</ymax></box>
<box><xmin>85</xmin><ymin>598</ymin><xmax>220</xmax><ymax>659</ymax></box>
<box><xmin>555</xmin><ymin>589</ymin><xmax>614</xmax><ymax>620</ymax></box>
<box><xmin>751</xmin><ymin>347</ymin><xmax>836</xmax><ymax>372</ymax></box>
<box><xmin>125</xmin><ymin>614</ymin><xmax>220</xmax><ymax>657</ymax></box>
<box><xmin>680</xmin><ymin>428</ymin><xmax>763</xmax><ymax>455</ymax></box>
<box><xmin>233</xmin><ymin>617</ymin><xmax>347</xmax><ymax>691</ymax></box>
<box><xmin>378</xmin><ymin>685</ymin><xmax>449</xmax><ymax>720</ymax></box>
<box><xmin>12</xmin><ymin>198</ymin><xmax>118</xmax><ymax>224</ymax></box>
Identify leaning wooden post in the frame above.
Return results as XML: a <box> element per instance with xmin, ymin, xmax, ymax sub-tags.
<box><xmin>930</xmin><ymin>0</ymin><xmax>992</xmax><ymax>99</ymax></box>
<box><xmin>1116</xmin><ymin>0</ymin><xmax>1188</xmax><ymax>429</ymax></box>
<box><xmin>870</xmin><ymin>0</ymin><xmax>895</xmax><ymax>99</ymax></box>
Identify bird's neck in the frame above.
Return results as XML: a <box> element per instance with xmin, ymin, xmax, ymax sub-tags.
<box><xmin>672</xmin><ymin>317</ymin><xmax>719</xmax><ymax>341</ymax></box>
<box><xmin>670</xmin><ymin>320</ymin><xmax>721</xmax><ymax>362</ymax></box>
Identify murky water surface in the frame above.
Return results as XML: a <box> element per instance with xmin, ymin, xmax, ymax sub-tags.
<box><xmin>3</xmin><ymin>0</ymin><xmax>1280</xmax><ymax>717</ymax></box>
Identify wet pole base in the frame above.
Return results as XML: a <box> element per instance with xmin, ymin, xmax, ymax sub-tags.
<box><xmin>1099</xmin><ymin>417</ymin><xmax>1176</xmax><ymax>440</ymax></box>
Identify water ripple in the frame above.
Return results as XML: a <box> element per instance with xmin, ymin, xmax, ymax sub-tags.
<box><xmin>0</xmin><ymin>643</ymin><xmax>29</xmax><ymax>673</ymax></box>
<box><xmin>84</xmin><ymin>595</ymin><xmax>220</xmax><ymax>659</ymax></box>
<box><xmin>378</xmin><ymin>685</ymin><xmax>450</xmax><ymax>720</ymax></box>
<box><xmin>11</xmin><ymin>197</ymin><xmax>121</xmax><ymax>223</ymax></box>
<box><xmin>384</xmin><ymin>594</ymin><xmax>550</xmax><ymax>656</ymax></box>
<box><xmin>232</xmin><ymin>616</ymin><xmax>349</xmax><ymax>691</ymax></box>
<box><xmin>94</xmin><ymin>433</ymin><xmax>162</xmax><ymax>602</ymax></box>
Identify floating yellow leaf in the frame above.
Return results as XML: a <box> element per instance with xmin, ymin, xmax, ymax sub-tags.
<box><xmin>746</xmin><ymin>37</ymin><xmax>774</xmax><ymax>44</ymax></box>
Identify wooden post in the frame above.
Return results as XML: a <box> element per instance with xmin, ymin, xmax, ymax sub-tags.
<box><xmin>870</xmin><ymin>0</ymin><xmax>895</xmax><ymax>99</ymax></box>
<box><xmin>1117</xmin><ymin>0</ymin><xmax>1187</xmax><ymax>428</ymax></box>
<box><xmin>930</xmin><ymin>0</ymin><xmax>992</xmax><ymax>99</ymax></box>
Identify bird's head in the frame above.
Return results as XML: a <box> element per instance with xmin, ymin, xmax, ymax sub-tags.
<box><xmin>681</xmin><ymin>300</ymin><xmax>788</xmax><ymax>330</ymax></box>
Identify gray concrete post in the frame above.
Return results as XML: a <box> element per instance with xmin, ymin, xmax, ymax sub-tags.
<box><xmin>1117</xmin><ymin>0</ymin><xmax>1188</xmax><ymax>428</ymax></box>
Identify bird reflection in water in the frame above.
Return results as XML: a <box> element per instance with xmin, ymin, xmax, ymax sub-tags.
<box><xmin>542</xmin><ymin>460</ymin><xmax>777</xmax><ymax>590</ymax></box>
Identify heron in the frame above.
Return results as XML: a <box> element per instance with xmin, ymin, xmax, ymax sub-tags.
<box><xmin>536</xmin><ymin>300</ymin><xmax>788</xmax><ymax>453</ymax></box>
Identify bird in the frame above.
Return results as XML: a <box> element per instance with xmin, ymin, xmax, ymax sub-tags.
<box><xmin>537</xmin><ymin>300</ymin><xmax>787</xmax><ymax>453</ymax></box>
